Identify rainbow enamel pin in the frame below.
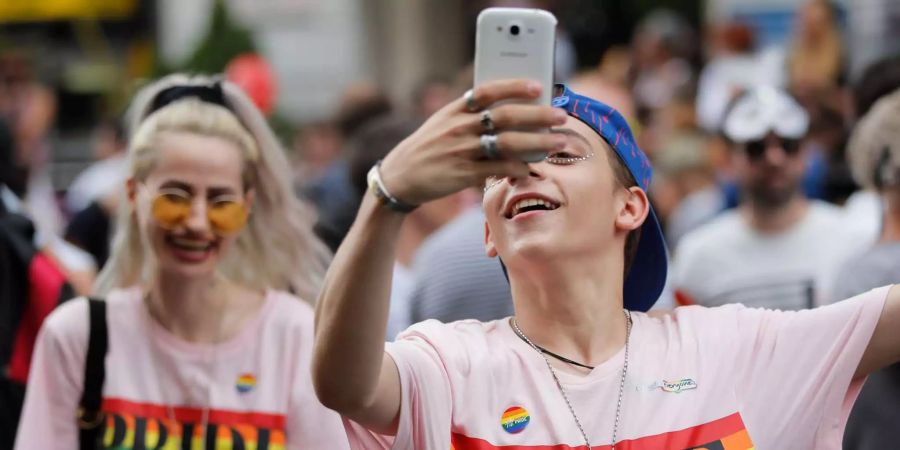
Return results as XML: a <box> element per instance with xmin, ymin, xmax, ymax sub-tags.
<box><xmin>501</xmin><ymin>406</ymin><xmax>530</xmax><ymax>434</ymax></box>
<box><xmin>236</xmin><ymin>373</ymin><xmax>256</xmax><ymax>394</ymax></box>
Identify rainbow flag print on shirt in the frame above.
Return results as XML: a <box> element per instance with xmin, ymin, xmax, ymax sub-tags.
<box><xmin>99</xmin><ymin>398</ymin><xmax>285</xmax><ymax>450</ymax></box>
<box><xmin>451</xmin><ymin>412</ymin><xmax>755</xmax><ymax>450</ymax></box>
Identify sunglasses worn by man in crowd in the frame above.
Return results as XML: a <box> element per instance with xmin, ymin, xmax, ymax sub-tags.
<box><xmin>723</xmin><ymin>86</ymin><xmax>810</xmax><ymax>164</ymax></box>
<box><xmin>742</xmin><ymin>136</ymin><xmax>802</xmax><ymax>162</ymax></box>
<box><xmin>150</xmin><ymin>187</ymin><xmax>249</xmax><ymax>235</ymax></box>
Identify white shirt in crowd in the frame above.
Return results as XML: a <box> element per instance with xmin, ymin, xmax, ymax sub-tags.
<box><xmin>672</xmin><ymin>201</ymin><xmax>874</xmax><ymax>310</ymax></box>
<box><xmin>64</xmin><ymin>154</ymin><xmax>127</xmax><ymax>213</ymax></box>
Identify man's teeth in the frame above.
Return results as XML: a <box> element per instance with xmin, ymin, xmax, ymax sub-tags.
<box><xmin>513</xmin><ymin>198</ymin><xmax>559</xmax><ymax>216</ymax></box>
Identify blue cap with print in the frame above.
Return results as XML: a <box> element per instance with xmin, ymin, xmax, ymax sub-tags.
<box><xmin>552</xmin><ymin>84</ymin><xmax>668</xmax><ymax>312</ymax></box>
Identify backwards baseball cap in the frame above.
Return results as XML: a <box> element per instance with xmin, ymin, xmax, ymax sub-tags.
<box><xmin>722</xmin><ymin>85</ymin><xmax>809</xmax><ymax>143</ymax></box>
<box><xmin>500</xmin><ymin>84</ymin><xmax>667</xmax><ymax>312</ymax></box>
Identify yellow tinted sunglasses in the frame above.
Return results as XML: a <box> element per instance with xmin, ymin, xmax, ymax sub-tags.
<box><xmin>150</xmin><ymin>189</ymin><xmax>249</xmax><ymax>235</ymax></box>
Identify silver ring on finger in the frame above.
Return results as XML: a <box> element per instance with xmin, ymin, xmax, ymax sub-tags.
<box><xmin>464</xmin><ymin>89</ymin><xmax>481</xmax><ymax>112</ymax></box>
<box><xmin>480</xmin><ymin>109</ymin><xmax>495</xmax><ymax>133</ymax></box>
<box><xmin>480</xmin><ymin>134</ymin><xmax>500</xmax><ymax>160</ymax></box>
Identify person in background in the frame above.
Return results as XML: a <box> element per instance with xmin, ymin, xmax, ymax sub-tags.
<box><xmin>841</xmin><ymin>54</ymin><xmax>900</xmax><ymax>240</ymax></box>
<box><xmin>833</xmin><ymin>88</ymin><xmax>900</xmax><ymax>302</ymax></box>
<box><xmin>837</xmin><ymin>86</ymin><xmax>900</xmax><ymax>450</ymax></box>
<box><xmin>291</xmin><ymin>120</ymin><xmax>343</xmax><ymax>189</ymax></box>
<box><xmin>411</xmin><ymin>76</ymin><xmax>456</xmax><ymax>120</ymax></box>
<box><xmin>0</xmin><ymin>117</ymin><xmax>75</xmax><ymax>450</ymax></box>
<box><xmin>15</xmin><ymin>74</ymin><xmax>348</xmax><ymax>449</ymax></box>
<box><xmin>407</xmin><ymin>194</ymin><xmax>515</xmax><ymax>327</ymax></box>
<box><xmin>63</xmin><ymin>192</ymin><xmax>118</xmax><ymax>271</ymax></box>
<box><xmin>303</xmin><ymin>82</ymin><xmax>392</xmax><ymax>211</ymax></box>
<box><xmin>787</xmin><ymin>0</ymin><xmax>844</xmax><ymax>94</ymax></box>
<box><xmin>652</xmin><ymin>133</ymin><xmax>724</xmax><ymax>249</ymax></box>
<box><xmin>0</xmin><ymin>51</ymin><xmax>95</xmax><ymax>294</ymax></box>
<box><xmin>568</xmin><ymin>46</ymin><xmax>637</xmax><ymax>123</ymax></box>
<box><xmin>63</xmin><ymin>119</ymin><xmax>129</xmax><ymax>270</ymax></box>
<box><xmin>64</xmin><ymin>118</ymin><xmax>128</xmax><ymax>215</ymax></box>
<box><xmin>673</xmin><ymin>86</ymin><xmax>870</xmax><ymax>309</ymax></box>
<box><xmin>310</xmin><ymin>83</ymin><xmax>393</xmax><ymax>252</ymax></box>
<box><xmin>630</xmin><ymin>9</ymin><xmax>695</xmax><ymax>119</ymax></box>
<box><xmin>346</xmin><ymin>114</ymin><xmax>469</xmax><ymax>339</ymax></box>
<box><xmin>695</xmin><ymin>21</ymin><xmax>785</xmax><ymax>133</ymax></box>
<box><xmin>0</xmin><ymin>51</ymin><xmax>64</xmax><ymax>241</ymax></box>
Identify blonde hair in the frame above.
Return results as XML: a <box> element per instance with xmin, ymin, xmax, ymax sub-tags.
<box><xmin>847</xmin><ymin>87</ymin><xmax>900</xmax><ymax>190</ymax></box>
<box><xmin>95</xmin><ymin>73</ymin><xmax>331</xmax><ymax>303</ymax></box>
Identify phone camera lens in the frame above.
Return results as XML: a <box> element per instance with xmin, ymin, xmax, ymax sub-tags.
<box><xmin>510</xmin><ymin>25</ymin><xmax>520</xmax><ymax>36</ymax></box>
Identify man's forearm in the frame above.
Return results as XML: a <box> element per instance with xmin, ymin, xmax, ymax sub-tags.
<box><xmin>312</xmin><ymin>194</ymin><xmax>405</xmax><ymax>412</ymax></box>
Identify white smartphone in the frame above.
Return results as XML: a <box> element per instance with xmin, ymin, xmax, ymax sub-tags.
<box><xmin>474</xmin><ymin>7</ymin><xmax>557</xmax><ymax>161</ymax></box>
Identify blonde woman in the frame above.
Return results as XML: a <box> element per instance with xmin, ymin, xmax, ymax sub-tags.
<box><xmin>15</xmin><ymin>74</ymin><xmax>348</xmax><ymax>449</ymax></box>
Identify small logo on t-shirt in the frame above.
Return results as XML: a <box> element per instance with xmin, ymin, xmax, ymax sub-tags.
<box><xmin>500</xmin><ymin>406</ymin><xmax>530</xmax><ymax>434</ymax></box>
<box><xmin>659</xmin><ymin>378</ymin><xmax>697</xmax><ymax>393</ymax></box>
<box><xmin>236</xmin><ymin>373</ymin><xmax>256</xmax><ymax>393</ymax></box>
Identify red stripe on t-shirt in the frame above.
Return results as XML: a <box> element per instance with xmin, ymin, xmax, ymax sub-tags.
<box><xmin>102</xmin><ymin>397</ymin><xmax>286</xmax><ymax>429</ymax></box>
<box><xmin>450</xmin><ymin>412</ymin><xmax>749</xmax><ymax>450</ymax></box>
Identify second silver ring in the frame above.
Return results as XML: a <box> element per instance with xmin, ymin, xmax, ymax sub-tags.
<box><xmin>480</xmin><ymin>109</ymin><xmax>495</xmax><ymax>133</ymax></box>
<box><xmin>480</xmin><ymin>134</ymin><xmax>500</xmax><ymax>159</ymax></box>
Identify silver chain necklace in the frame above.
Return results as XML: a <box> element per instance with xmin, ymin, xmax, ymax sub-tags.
<box><xmin>511</xmin><ymin>309</ymin><xmax>632</xmax><ymax>450</ymax></box>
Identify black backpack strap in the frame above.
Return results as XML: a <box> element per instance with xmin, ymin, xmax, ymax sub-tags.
<box><xmin>78</xmin><ymin>298</ymin><xmax>107</xmax><ymax>450</ymax></box>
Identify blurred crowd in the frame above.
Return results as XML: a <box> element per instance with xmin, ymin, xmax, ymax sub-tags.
<box><xmin>2</xmin><ymin>0</ymin><xmax>900</xmax><ymax>447</ymax></box>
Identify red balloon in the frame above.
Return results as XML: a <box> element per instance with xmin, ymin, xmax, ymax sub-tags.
<box><xmin>225</xmin><ymin>53</ymin><xmax>277</xmax><ymax>115</ymax></box>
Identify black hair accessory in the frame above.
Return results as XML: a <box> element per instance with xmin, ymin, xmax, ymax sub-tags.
<box><xmin>147</xmin><ymin>82</ymin><xmax>230</xmax><ymax>115</ymax></box>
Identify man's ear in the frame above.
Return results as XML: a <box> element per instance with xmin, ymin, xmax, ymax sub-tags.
<box><xmin>484</xmin><ymin>220</ymin><xmax>498</xmax><ymax>258</ymax></box>
<box><xmin>615</xmin><ymin>186</ymin><xmax>650</xmax><ymax>233</ymax></box>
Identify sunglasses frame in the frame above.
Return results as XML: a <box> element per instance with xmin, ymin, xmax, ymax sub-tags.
<box><xmin>742</xmin><ymin>137</ymin><xmax>802</xmax><ymax>162</ymax></box>
<box><xmin>148</xmin><ymin>187</ymin><xmax>249</xmax><ymax>235</ymax></box>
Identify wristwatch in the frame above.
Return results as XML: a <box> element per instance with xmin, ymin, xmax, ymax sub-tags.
<box><xmin>367</xmin><ymin>161</ymin><xmax>418</xmax><ymax>213</ymax></box>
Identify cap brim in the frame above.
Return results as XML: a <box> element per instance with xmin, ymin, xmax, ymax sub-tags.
<box><xmin>623</xmin><ymin>206</ymin><xmax>668</xmax><ymax>312</ymax></box>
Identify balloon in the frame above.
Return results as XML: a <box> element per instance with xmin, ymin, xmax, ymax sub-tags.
<box><xmin>225</xmin><ymin>53</ymin><xmax>277</xmax><ymax>115</ymax></box>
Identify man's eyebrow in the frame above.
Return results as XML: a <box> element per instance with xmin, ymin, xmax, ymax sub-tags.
<box><xmin>550</xmin><ymin>127</ymin><xmax>593</xmax><ymax>150</ymax></box>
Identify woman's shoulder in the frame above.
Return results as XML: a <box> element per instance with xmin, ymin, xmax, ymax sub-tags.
<box><xmin>44</xmin><ymin>288</ymin><xmax>140</xmax><ymax>337</ymax></box>
<box><xmin>43</xmin><ymin>296</ymin><xmax>90</xmax><ymax>337</ymax></box>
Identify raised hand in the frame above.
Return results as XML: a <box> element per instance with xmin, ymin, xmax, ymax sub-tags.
<box><xmin>378</xmin><ymin>79</ymin><xmax>568</xmax><ymax>206</ymax></box>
